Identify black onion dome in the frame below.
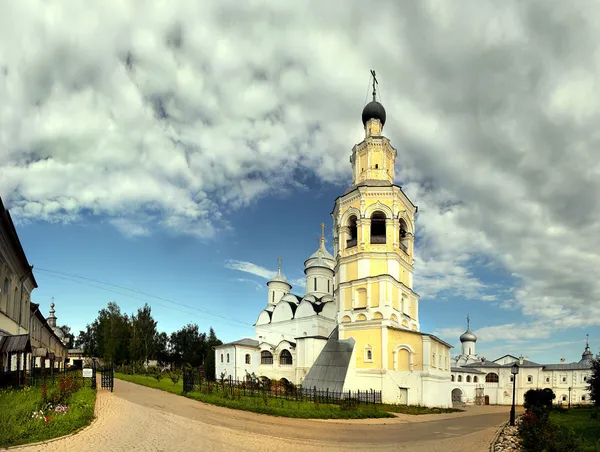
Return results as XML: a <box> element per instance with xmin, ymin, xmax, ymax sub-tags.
<box><xmin>362</xmin><ymin>100</ymin><xmax>386</xmax><ymax>126</ymax></box>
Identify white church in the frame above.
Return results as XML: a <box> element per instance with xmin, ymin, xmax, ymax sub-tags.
<box><xmin>215</xmin><ymin>75</ymin><xmax>454</xmax><ymax>407</ymax></box>
<box><xmin>450</xmin><ymin>318</ymin><xmax>594</xmax><ymax>406</ymax></box>
<box><xmin>215</xmin><ymin>74</ymin><xmax>595</xmax><ymax>407</ymax></box>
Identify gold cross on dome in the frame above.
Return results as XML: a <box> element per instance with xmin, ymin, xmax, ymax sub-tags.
<box><xmin>277</xmin><ymin>257</ymin><xmax>282</xmax><ymax>271</ymax></box>
<box><xmin>320</xmin><ymin>222</ymin><xmax>326</xmax><ymax>239</ymax></box>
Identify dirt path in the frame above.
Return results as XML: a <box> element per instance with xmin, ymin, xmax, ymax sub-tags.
<box><xmin>12</xmin><ymin>379</ymin><xmax>520</xmax><ymax>452</ymax></box>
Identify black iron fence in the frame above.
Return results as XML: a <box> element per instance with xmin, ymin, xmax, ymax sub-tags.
<box><xmin>182</xmin><ymin>370</ymin><xmax>382</xmax><ymax>405</ymax></box>
<box><xmin>0</xmin><ymin>365</ymin><xmax>99</xmax><ymax>389</ymax></box>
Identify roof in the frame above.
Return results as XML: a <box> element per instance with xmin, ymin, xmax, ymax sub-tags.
<box><xmin>0</xmin><ymin>334</ymin><xmax>32</xmax><ymax>354</ymax></box>
<box><xmin>451</xmin><ymin>367</ymin><xmax>486</xmax><ymax>374</ymax></box>
<box><xmin>541</xmin><ymin>362</ymin><xmax>593</xmax><ymax>371</ymax></box>
<box><xmin>0</xmin><ymin>197</ymin><xmax>38</xmax><ymax>288</ymax></box>
<box><xmin>301</xmin><ymin>327</ymin><xmax>354</xmax><ymax>393</ymax></box>
<box><xmin>215</xmin><ymin>338</ymin><xmax>259</xmax><ymax>349</ymax></box>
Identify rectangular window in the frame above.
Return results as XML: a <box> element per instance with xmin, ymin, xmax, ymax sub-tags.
<box><xmin>328</xmin><ymin>280</ymin><xmax>330</xmax><ymax>293</ymax></box>
<box><xmin>220</xmin><ymin>354</ymin><xmax>223</xmax><ymax>363</ymax></box>
<box><xmin>314</xmin><ymin>278</ymin><xmax>317</xmax><ymax>291</ymax></box>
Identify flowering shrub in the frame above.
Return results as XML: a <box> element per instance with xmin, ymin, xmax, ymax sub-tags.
<box><xmin>519</xmin><ymin>408</ymin><xmax>580</xmax><ymax>452</ymax></box>
<box><xmin>30</xmin><ymin>404</ymin><xmax>69</xmax><ymax>424</ymax></box>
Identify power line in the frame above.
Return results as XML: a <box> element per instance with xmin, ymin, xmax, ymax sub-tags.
<box><xmin>35</xmin><ymin>267</ymin><xmax>316</xmax><ymax>341</ymax></box>
<box><xmin>35</xmin><ymin>267</ymin><xmax>253</xmax><ymax>330</ymax></box>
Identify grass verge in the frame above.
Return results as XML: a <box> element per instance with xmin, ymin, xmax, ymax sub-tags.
<box><xmin>0</xmin><ymin>384</ymin><xmax>96</xmax><ymax>447</ymax></box>
<box><xmin>116</xmin><ymin>373</ymin><xmax>461</xmax><ymax>419</ymax></box>
<box><xmin>550</xmin><ymin>407</ymin><xmax>600</xmax><ymax>450</ymax></box>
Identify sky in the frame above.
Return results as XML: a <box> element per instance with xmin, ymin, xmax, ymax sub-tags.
<box><xmin>0</xmin><ymin>0</ymin><xmax>598</xmax><ymax>364</ymax></box>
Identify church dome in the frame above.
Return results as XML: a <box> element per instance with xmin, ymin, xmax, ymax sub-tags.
<box><xmin>362</xmin><ymin>101</ymin><xmax>386</xmax><ymax>127</ymax></box>
<box><xmin>267</xmin><ymin>260</ymin><xmax>291</xmax><ymax>287</ymax></box>
<box><xmin>579</xmin><ymin>344</ymin><xmax>593</xmax><ymax>364</ymax></box>
<box><xmin>460</xmin><ymin>327</ymin><xmax>477</xmax><ymax>343</ymax></box>
<box><xmin>304</xmin><ymin>241</ymin><xmax>335</xmax><ymax>270</ymax></box>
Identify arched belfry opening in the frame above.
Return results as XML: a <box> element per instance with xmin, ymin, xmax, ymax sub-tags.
<box><xmin>399</xmin><ymin>218</ymin><xmax>409</xmax><ymax>253</ymax></box>
<box><xmin>370</xmin><ymin>211</ymin><xmax>386</xmax><ymax>244</ymax></box>
<box><xmin>347</xmin><ymin>215</ymin><xmax>358</xmax><ymax>248</ymax></box>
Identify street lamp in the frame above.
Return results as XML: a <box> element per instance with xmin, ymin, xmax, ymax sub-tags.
<box><xmin>510</xmin><ymin>363</ymin><xmax>519</xmax><ymax>426</ymax></box>
<box><xmin>568</xmin><ymin>387</ymin><xmax>572</xmax><ymax>409</ymax></box>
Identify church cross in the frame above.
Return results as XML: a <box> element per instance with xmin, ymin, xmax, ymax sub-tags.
<box><xmin>586</xmin><ymin>333</ymin><xmax>589</xmax><ymax>347</ymax></box>
<box><xmin>320</xmin><ymin>222</ymin><xmax>326</xmax><ymax>240</ymax></box>
<box><xmin>277</xmin><ymin>257</ymin><xmax>282</xmax><ymax>271</ymax></box>
<box><xmin>467</xmin><ymin>314</ymin><xmax>470</xmax><ymax>329</ymax></box>
<box><xmin>370</xmin><ymin>69</ymin><xmax>378</xmax><ymax>101</ymax></box>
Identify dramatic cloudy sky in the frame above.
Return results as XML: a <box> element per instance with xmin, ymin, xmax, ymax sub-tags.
<box><xmin>1</xmin><ymin>0</ymin><xmax>598</xmax><ymax>363</ymax></box>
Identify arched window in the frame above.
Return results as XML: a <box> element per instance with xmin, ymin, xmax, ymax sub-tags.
<box><xmin>220</xmin><ymin>353</ymin><xmax>223</xmax><ymax>363</ymax></box>
<box><xmin>458</xmin><ymin>375</ymin><xmax>462</xmax><ymax>382</ymax></box>
<box><xmin>245</xmin><ymin>354</ymin><xmax>251</xmax><ymax>365</ymax></box>
<box><xmin>466</xmin><ymin>375</ymin><xmax>471</xmax><ymax>383</ymax></box>
<box><xmin>347</xmin><ymin>216</ymin><xmax>358</xmax><ymax>248</ymax></box>
<box><xmin>260</xmin><ymin>351</ymin><xmax>273</xmax><ymax>364</ymax></box>
<box><xmin>399</xmin><ymin>218</ymin><xmax>409</xmax><ymax>253</ymax></box>
<box><xmin>364</xmin><ymin>345</ymin><xmax>373</xmax><ymax>362</ymax></box>
<box><xmin>279</xmin><ymin>350</ymin><xmax>293</xmax><ymax>365</ymax></box>
<box><xmin>370</xmin><ymin>211</ymin><xmax>386</xmax><ymax>244</ymax></box>
<box><xmin>485</xmin><ymin>373</ymin><xmax>499</xmax><ymax>383</ymax></box>
<box><xmin>474</xmin><ymin>376</ymin><xmax>478</xmax><ymax>383</ymax></box>
<box><xmin>226</xmin><ymin>353</ymin><xmax>230</xmax><ymax>363</ymax></box>
<box><xmin>527</xmin><ymin>375</ymin><xmax>533</xmax><ymax>383</ymax></box>
<box><xmin>451</xmin><ymin>375</ymin><xmax>455</xmax><ymax>382</ymax></box>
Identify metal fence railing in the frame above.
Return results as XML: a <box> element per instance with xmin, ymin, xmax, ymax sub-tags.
<box><xmin>182</xmin><ymin>370</ymin><xmax>382</xmax><ymax>405</ymax></box>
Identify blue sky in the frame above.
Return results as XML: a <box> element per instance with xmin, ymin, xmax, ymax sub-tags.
<box><xmin>2</xmin><ymin>1</ymin><xmax>599</xmax><ymax>365</ymax></box>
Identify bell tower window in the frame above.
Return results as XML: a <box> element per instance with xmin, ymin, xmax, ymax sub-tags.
<box><xmin>399</xmin><ymin>219</ymin><xmax>409</xmax><ymax>253</ymax></box>
<box><xmin>347</xmin><ymin>215</ymin><xmax>358</xmax><ymax>248</ymax></box>
<box><xmin>370</xmin><ymin>212</ymin><xmax>386</xmax><ymax>244</ymax></box>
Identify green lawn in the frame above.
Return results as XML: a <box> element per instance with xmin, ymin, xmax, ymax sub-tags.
<box><xmin>0</xmin><ymin>384</ymin><xmax>96</xmax><ymax>447</ymax></box>
<box><xmin>115</xmin><ymin>373</ymin><xmax>461</xmax><ymax>419</ymax></box>
<box><xmin>550</xmin><ymin>407</ymin><xmax>600</xmax><ymax>450</ymax></box>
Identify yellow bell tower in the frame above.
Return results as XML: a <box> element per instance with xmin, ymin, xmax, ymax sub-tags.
<box><xmin>332</xmin><ymin>71</ymin><xmax>420</xmax><ymax>369</ymax></box>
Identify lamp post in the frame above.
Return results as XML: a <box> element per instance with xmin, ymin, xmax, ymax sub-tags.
<box><xmin>568</xmin><ymin>386</ymin><xmax>572</xmax><ymax>409</ymax></box>
<box><xmin>510</xmin><ymin>363</ymin><xmax>519</xmax><ymax>426</ymax></box>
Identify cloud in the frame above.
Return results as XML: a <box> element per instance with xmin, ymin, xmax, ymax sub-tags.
<box><xmin>225</xmin><ymin>260</ymin><xmax>274</xmax><ymax>280</ymax></box>
<box><xmin>2</xmin><ymin>1</ymin><xmax>600</xmax><ymax>334</ymax></box>
<box><xmin>225</xmin><ymin>260</ymin><xmax>305</xmax><ymax>291</ymax></box>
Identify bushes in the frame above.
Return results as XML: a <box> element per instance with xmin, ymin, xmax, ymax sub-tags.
<box><xmin>519</xmin><ymin>409</ymin><xmax>580</xmax><ymax>452</ymax></box>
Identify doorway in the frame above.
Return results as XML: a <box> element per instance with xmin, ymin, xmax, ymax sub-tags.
<box><xmin>452</xmin><ymin>388</ymin><xmax>463</xmax><ymax>405</ymax></box>
<box><xmin>398</xmin><ymin>387</ymin><xmax>408</xmax><ymax>405</ymax></box>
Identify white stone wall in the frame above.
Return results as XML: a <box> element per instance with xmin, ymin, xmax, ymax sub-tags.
<box><xmin>451</xmin><ymin>366</ymin><xmax>594</xmax><ymax>405</ymax></box>
<box><xmin>214</xmin><ymin>345</ymin><xmax>260</xmax><ymax>381</ymax></box>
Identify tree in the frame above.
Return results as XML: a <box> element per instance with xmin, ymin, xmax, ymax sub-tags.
<box><xmin>587</xmin><ymin>354</ymin><xmax>600</xmax><ymax>406</ymax></box>
<box><xmin>59</xmin><ymin>325</ymin><xmax>76</xmax><ymax>347</ymax></box>
<box><xmin>130</xmin><ymin>304</ymin><xmax>158</xmax><ymax>365</ymax></box>
<box><xmin>170</xmin><ymin>323</ymin><xmax>206</xmax><ymax>367</ymax></box>
<box><xmin>204</xmin><ymin>327</ymin><xmax>222</xmax><ymax>381</ymax></box>
<box><xmin>154</xmin><ymin>332</ymin><xmax>170</xmax><ymax>365</ymax></box>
